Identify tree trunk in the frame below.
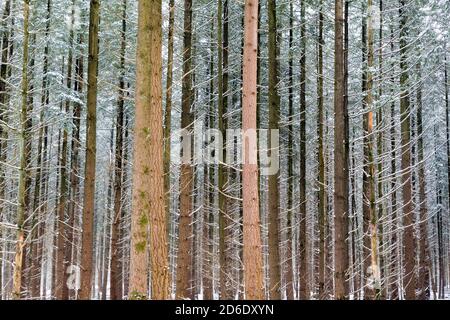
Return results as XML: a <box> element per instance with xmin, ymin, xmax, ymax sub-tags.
<box><xmin>79</xmin><ymin>0</ymin><xmax>100</xmax><ymax>300</ymax></box>
<box><xmin>129</xmin><ymin>0</ymin><xmax>170</xmax><ymax>300</ymax></box>
<box><xmin>267</xmin><ymin>0</ymin><xmax>281</xmax><ymax>300</ymax></box>
<box><xmin>242</xmin><ymin>0</ymin><xmax>264</xmax><ymax>300</ymax></box>
<box><xmin>164</xmin><ymin>0</ymin><xmax>175</xmax><ymax>247</ymax></box>
<box><xmin>110</xmin><ymin>0</ymin><xmax>127</xmax><ymax>301</ymax></box>
<box><xmin>12</xmin><ymin>0</ymin><xmax>31</xmax><ymax>300</ymax></box>
<box><xmin>333</xmin><ymin>0</ymin><xmax>350</xmax><ymax>300</ymax></box>
<box><xmin>399</xmin><ymin>0</ymin><xmax>415</xmax><ymax>300</ymax></box>
<box><xmin>362</xmin><ymin>0</ymin><xmax>381</xmax><ymax>300</ymax></box>
<box><xmin>299</xmin><ymin>0</ymin><xmax>308</xmax><ymax>300</ymax></box>
<box><xmin>317</xmin><ymin>0</ymin><xmax>327</xmax><ymax>300</ymax></box>
<box><xmin>416</xmin><ymin>62</ymin><xmax>430</xmax><ymax>300</ymax></box>
<box><xmin>176</xmin><ymin>0</ymin><xmax>194</xmax><ymax>300</ymax></box>
<box><xmin>285</xmin><ymin>0</ymin><xmax>295</xmax><ymax>301</ymax></box>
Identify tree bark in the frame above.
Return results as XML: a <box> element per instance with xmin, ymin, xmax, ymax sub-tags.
<box><xmin>399</xmin><ymin>0</ymin><xmax>415</xmax><ymax>300</ymax></box>
<box><xmin>333</xmin><ymin>0</ymin><xmax>350</xmax><ymax>300</ymax></box>
<box><xmin>176</xmin><ymin>0</ymin><xmax>194</xmax><ymax>300</ymax></box>
<box><xmin>79</xmin><ymin>0</ymin><xmax>100</xmax><ymax>300</ymax></box>
<box><xmin>242</xmin><ymin>0</ymin><xmax>264</xmax><ymax>300</ymax></box>
<box><xmin>129</xmin><ymin>0</ymin><xmax>170</xmax><ymax>300</ymax></box>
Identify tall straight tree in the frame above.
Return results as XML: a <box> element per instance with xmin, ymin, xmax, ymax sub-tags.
<box><xmin>176</xmin><ymin>0</ymin><xmax>194</xmax><ymax>300</ymax></box>
<box><xmin>12</xmin><ymin>0</ymin><xmax>31</xmax><ymax>300</ymax></box>
<box><xmin>218</xmin><ymin>0</ymin><xmax>232</xmax><ymax>300</ymax></box>
<box><xmin>317</xmin><ymin>0</ymin><xmax>327</xmax><ymax>299</ymax></box>
<box><xmin>129</xmin><ymin>0</ymin><xmax>170</xmax><ymax>300</ymax></box>
<box><xmin>267</xmin><ymin>0</ymin><xmax>281</xmax><ymax>300</ymax></box>
<box><xmin>110</xmin><ymin>0</ymin><xmax>127</xmax><ymax>300</ymax></box>
<box><xmin>164</xmin><ymin>0</ymin><xmax>175</xmax><ymax>245</ymax></box>
<box><xmin>416</xmin><ymin>62</ymin><xmax>429</xmax><ymax>300</ymax></box>
<box><xmin>299</xmin><ymin>0</ymin><xmax>308</xmax><ymax>300</ymax></box>
<box><xmin>398</xmin><ymin>0</ymin><xmax>415</xmax><ymax>300</ymax></box>
<box><xmin>242</xmin><ymin>0</ymin><xmax>264</xmax><ymax>300</ymax></box>
<box><xmin>362</xmin><ymin>0</ymin><xmax>380</xmax><ymax>299</ymax></box>
<box><xmin>56</xmin><ymin>1</ymin><xmax>76</xmax><ymax>299</ymax></box>
<box><xmin>79</xmin><ymin>0</ymin><xmax>100</xmax><ymax>300</ymax></box>
<box><xmin>333</xmin><ymin>0</ymin><xmax>349</xmax><ymax>300</ymax></box>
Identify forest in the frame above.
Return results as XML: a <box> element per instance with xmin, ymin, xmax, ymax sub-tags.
<box><xmin>0</xmin><ymin>0</ymin><xmax>449</xmax><ymax>301</ymax></box>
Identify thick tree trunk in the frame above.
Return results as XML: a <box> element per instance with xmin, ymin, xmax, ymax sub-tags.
<box><xmin>129</xmin><ymin>0</ymin><xmax>170</xmax><ymax>300</ymax></box>
<box><xmin>242</xmin><ymin>0</ymin><xmax>264</xmax><ymax>300</ymax></box>
<box><xmin>79</xmin><ymin>0</ymin><xmax>100</xmax><ymax>300</ymax></box>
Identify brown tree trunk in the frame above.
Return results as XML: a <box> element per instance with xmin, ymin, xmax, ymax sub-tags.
<box><xmin>362</xmin><ymin>0</ymin><xmax>381</xmax><ymax>300</ymax></box>
<box><xmin>176</xmin><ymin>0</ymin><xmax>194</xmax><ymax>300</ymax></box>
<box><xmin>110</xmin><ymin>0</ymin><xmax>127</xmax><ymax>301</ymax></box>
<box><xmin>242</xmin><ymin>0</ymin><xmax>264</xmax><ymax>300</ymax></box>
<box><xmin>79</xmin><ymin>0</ymin><xmax>100</xmax><ymax>300</ymax></box>
<box><xmin>399</xmin><ymin>0</ymin><xmax>415</xmax><ymax>300</ymax></box>
<box><xmin>317</xmin><ymin>0</ymin><xmax>327</xmax><ymax>300</ymax></box>
<box><xmin>333</xmin><ymin>0</ymin><xmax>350</xmax><ymax>300</ymax></box>
<box><xmin>12</xmin><ymin>0</ymin><xmax>31</xmax><ymax>300</ymax></box>
<box><xmin>129</xmin><ymin>0</ymin><xmax>170</xmax><ymax>300</ymax></box>
<box><xmin>267</xmin><ymin>0</ymin><xmax>281</xmax><ymax>300</ymax></box>
<box><xmin>285</xmin><ymin>0</ymin><xmax>295</xmax><ymax>300</ymax></box>
<box><xmin>416</xmin><ymin>62</ymin><xmax>430</xmax><ymax>300</ymax></box>
<box><xmin>299</xmin><ymin>0</ymin><xmax>308</xmax><ymax>300</ymax></box>
<box><xmin>164</xmin><ymin>0</ymin><xmax>175</xmax><ymax>246</ymax></box>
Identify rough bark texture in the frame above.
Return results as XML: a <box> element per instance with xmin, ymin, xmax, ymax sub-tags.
<box><xmin>267</xmin><ymin>0</ymin><xmax>281</xmax><ymax>300</ymax></box>
<box><xmin>333</xmin><ymin>0</ymin><xmax>350</xmax><ymax>300</ymax></box>
<box><xmin>79</xmin><ymin>0</ymin><xmax>100</xmax><ymax>300</ymax></box>
<box><xmin>176</xmin><ymin>0</ymin><xmax>194</xmax><ymax>300</ymax></box>
<box><xmin>242</xmin><ymin>0</ymin><xmax>264</xmax><ymax>300</ymax></box>
<box><xmin>129</xmin><ymin>0</ymin><xmax>170</xmax><ymax>300</ymax></box>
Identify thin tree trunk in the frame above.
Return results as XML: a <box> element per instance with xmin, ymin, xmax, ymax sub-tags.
<box><xmin>362</xmin><ymin>0</ymin><xmax>381</xmax><ymax>300</ymax></box>
<box><xmin>12</xmin><ymin>0</ymin><xmax>31</xmax><ymax>300</ymax></box>
<box><xmin>56</xmin><ymin>3</ymin><xmax>76</xmax><ymax>299</ymax></box>
<box><xmin>164</xmin><ymin>0</ymin><xmax>174</xmax><ymax>246</ymax></box>
<box><xmin>176</xmin><ymin>0</ymin><xmax>194</xmax><ymax>300</ymax></box>
<box><xmin>299</xmin><ymin>0</ymin><xmax>308</xmax><ymax>300</ymax></box>
<box><xmin>317</xmin><ymin>0</ymin><xmax>327</xmax><ymax>300</ymax></box>
<box><xmin>399</xmin><ymin>0</ymin><xmax>415</xmax><ymax>300</ymax></box>
<box><xmin>267</xmin><ymin>0</ymin><xmax>281</xmax><ymax>300</ymax></box>
<box><xmin>416</xmin><ymin>62</ymin><xmax>430</xmax><ymax>300</ymax></box>
<box><xmin>110</xmin><ymin>0</ymin><xmax>127</xmax><ymax>300</ymax></box>
<box><xmin>285</xmin><ymin>0</ymin><xmax>295</xmax><ymax>301</ymax></box>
